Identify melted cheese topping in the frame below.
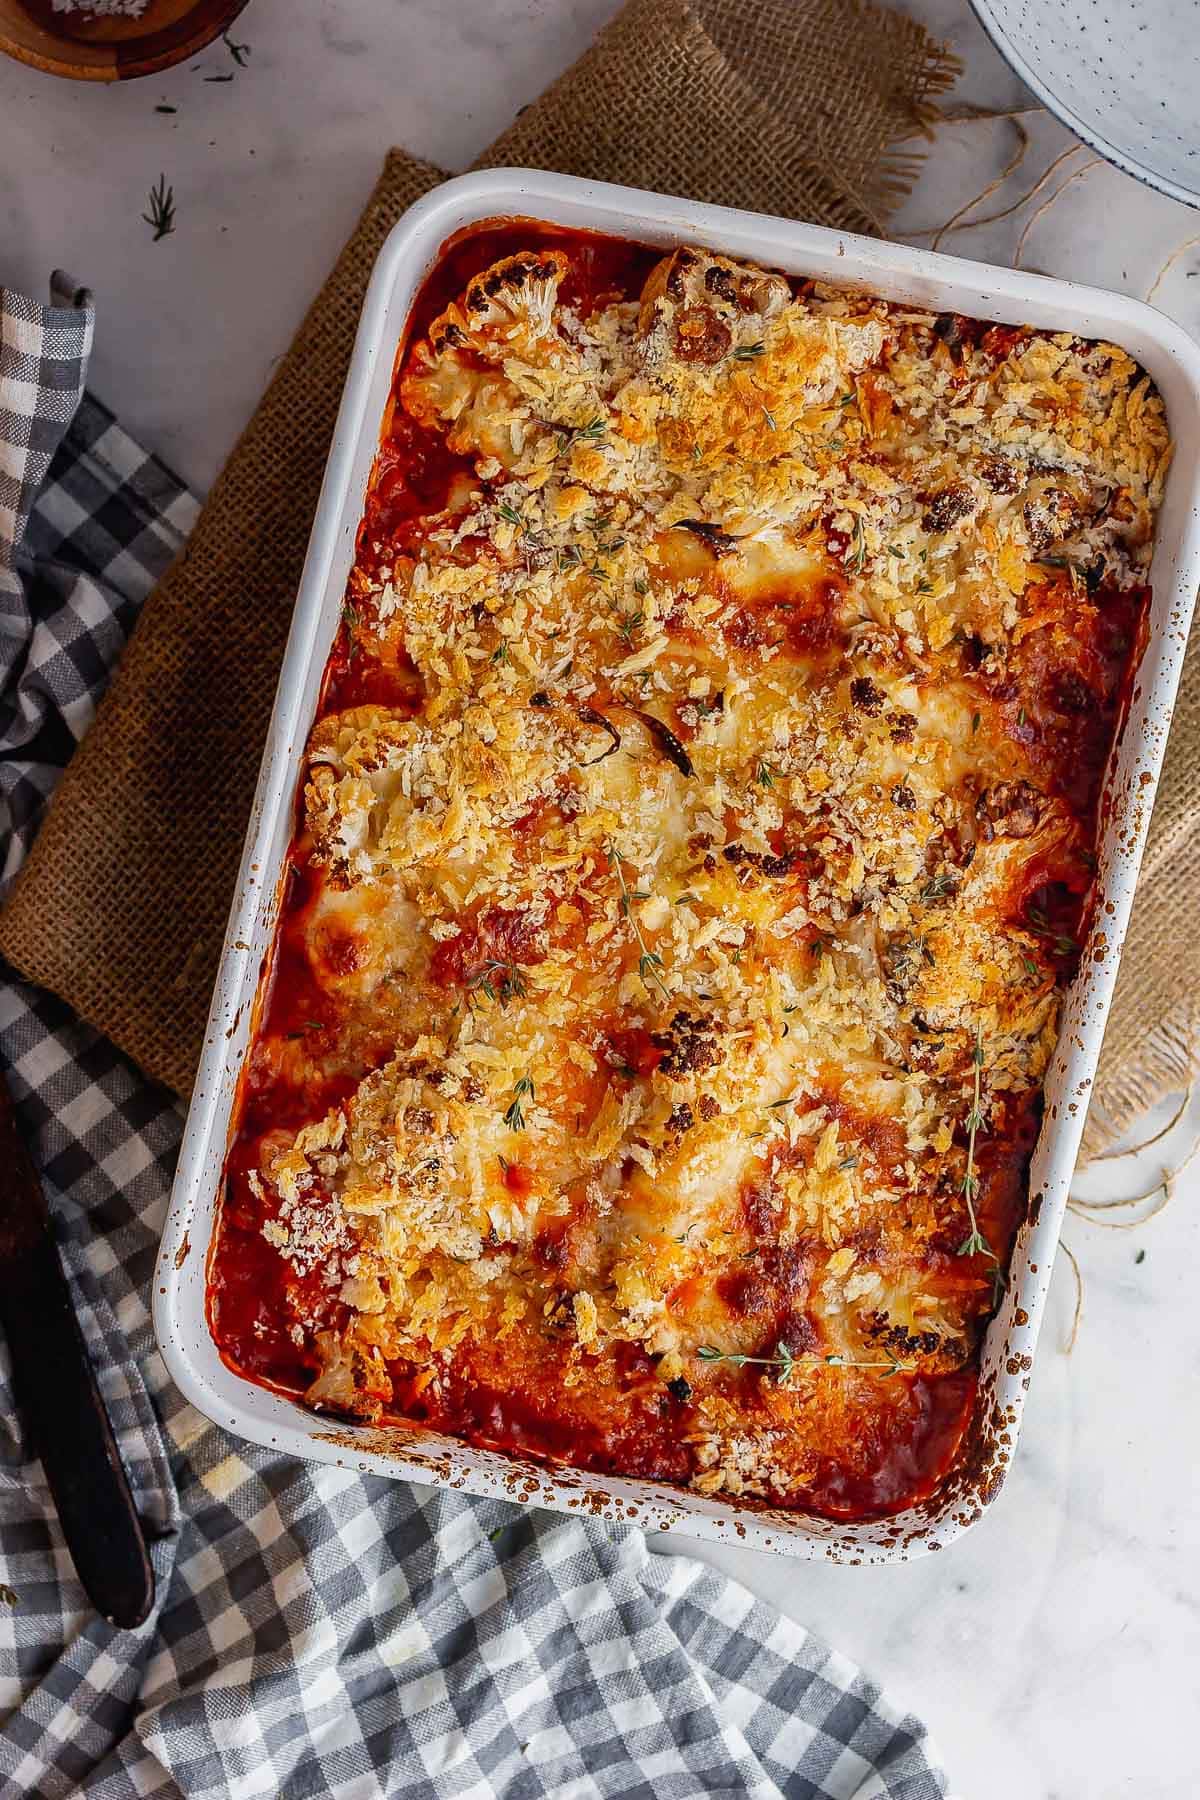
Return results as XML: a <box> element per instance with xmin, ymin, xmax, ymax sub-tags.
<box><xmin>214</xmin><ymin>237</ymin><xmax>1168</xmax><ymax>1519</ymax></box>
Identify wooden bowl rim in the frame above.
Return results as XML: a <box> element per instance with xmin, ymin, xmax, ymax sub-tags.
<box><xmin>0</xmin><ymin>0</ymin><xmax>251</xmax><ymax>82</ymax></box>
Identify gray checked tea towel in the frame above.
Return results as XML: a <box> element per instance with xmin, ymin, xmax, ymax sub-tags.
<box><xmin>0</xmin><ymin>277</ymin><xmax>953</xmax><ymax>1800</ymax></box>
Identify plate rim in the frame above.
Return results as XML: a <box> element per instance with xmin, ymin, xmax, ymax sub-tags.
<box><xmin>968</xmin><ymin>0</ymin><xmax>1200</xmax><ymax>211</ymax></box>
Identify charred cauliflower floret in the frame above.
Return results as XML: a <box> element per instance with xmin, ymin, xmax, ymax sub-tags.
<box><xmin>400</xmin><ymin>251</ymin><xmax>571</xmax><ymax>463</ymax></box>
<box><xmin>430</xmin><ymin>248</ymin><xmax>568</xmax><ymax>361</ymax></box>
<box><xmin>634</xmin><ymin>247</ymin><xmax>888</xmax><ymax>470</ymax></box>
<box><xmin>637</xmin><ymin>246</ymin><xmax>791</xmax><ymax>369</ymax></box>
<box><xmin>304</xmin><ymin>701</ymin><xmax>576</xmax><ymax>882</ymax></box>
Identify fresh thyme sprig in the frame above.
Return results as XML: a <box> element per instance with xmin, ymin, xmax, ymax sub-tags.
<box><xmin>469</xmin><ymin>960</ymin><xmax>526</xmax><ymax>1007</ymax></box>
<box><xmin>143</xmin><ymin>174</ymin><xmax>175</xmax><ymax>242</ymax></box>
<box><xmin>957</xmin><ymin>1023</ymin><xmax>997</xmax><ymax>1262</ymax></box>
<box><xmin>615</xmin><ymin>600</ymin><xmax>646</xmax><ymax>648</ymax></box>
<box><xmin>341</xmin><ymin>600</ymin><xmax>361</xmax><ymax>662</ymax></box>
<box><xmin>696</xmin><ymin>1340</ymin><xmax>911</xmax><ymax>1382</ymax></box>
<box><xmin>556</xmin><ymin>416</ymin><xmax>607</xmax><ymax>455</ymax></box>
<box><xmin>503</xmin><ymin>1073</ymin><xmax>535</xmax><ymax>1131</ymax></box>
<box><xmin>1025</xmin><ymin>904</ymin><xmax>1079</xmax><ymax>960</ymax></box>
<box><xmin>920</xmin><ymin>870</ymin><xmax>957</xmax><ymax>903</ymax></box>
<box><xmin>606</xmin><ymin>843</ymin><xmax>671</xmax><ymax>1000</ymax></box>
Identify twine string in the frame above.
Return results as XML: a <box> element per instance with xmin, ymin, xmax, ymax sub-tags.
<box><xmin>1058</xmin><ymin>1240</ymin><xmax>1083</xmax><ymax>1355</ymax></box>
<box><xmin>913</xmin><ymin>105</ymin><xmax>1200</xmax><ymax>312</ymax></box>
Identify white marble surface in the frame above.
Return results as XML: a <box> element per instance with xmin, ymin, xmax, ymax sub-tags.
<box><xmin>2</xmin><ymin>3</ymin><xmax>1198</xmax><ymax>1795</ymax></box>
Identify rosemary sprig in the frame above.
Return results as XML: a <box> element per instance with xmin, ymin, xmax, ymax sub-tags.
<box><xmin>503</xmin><ymin>1073</ymin><xmax>535</xmax><ymax>1132</ymax></box>
<box><xmin>606</xmin><ymin>843</ymin><xmax>671</xmax><ymax>1000</ymax></box>
<box><xmin>697</xmin><ymin>1340</ymin><xmax>911</xmax><ymax>1382</ymax></box>
<box><xmin>142</xmin><ymin>174</ymin><xmax>176</xmax><ymax>241</ymax></box>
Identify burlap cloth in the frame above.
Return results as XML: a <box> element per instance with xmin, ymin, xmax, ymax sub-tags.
<box><xmin>0</xmin><ymin>0</ymin><xmax>1190</xmax><ymax>1150</ymax></box>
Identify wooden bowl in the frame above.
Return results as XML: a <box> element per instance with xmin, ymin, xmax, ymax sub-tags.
<box><xmin>0</xmin><ymin>0</ymin><xmax>250</xmax><ymax>81</ymax></box>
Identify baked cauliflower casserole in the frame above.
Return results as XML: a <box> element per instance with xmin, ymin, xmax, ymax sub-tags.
<box><xmin>211</xmin><ymin>226</ymin><xmax>1168</xmax><ymax>1519</ymax></box>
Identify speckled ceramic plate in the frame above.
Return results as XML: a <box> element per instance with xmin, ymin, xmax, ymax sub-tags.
<box><xmin>970</xmin><ymin>0</ymin><xmax>1200</xmax><ymax>209</ymax></box>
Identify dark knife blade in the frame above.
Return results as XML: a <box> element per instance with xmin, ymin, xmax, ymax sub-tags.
<box><xmin>0</xmin><ymin>1067</ymin><xmax>153</xmax><ymax>1630</ymax></box>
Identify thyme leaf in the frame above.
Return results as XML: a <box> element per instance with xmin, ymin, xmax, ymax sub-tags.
<box><xmin>468</xmin><ymin>960</ymin><xmax>527</xmax><ymax>1007</ymax></box>
<box><xmin>696</xmin><ymin>1340</ymin><xmax>911</xmax><ymax>1383</ymax></box>
<box><xmin>956</xmin><ymin>1023</ymin><xmax>1000</xmax><ymax>1270</ymax></box>
<box><xmin>920</xmin><ymin>870</ymin><xmax>957</xmax><ymax>903</ymax></box>
<box><xmin>503</xmin><ymin>1073</ymin><xmax>535</xmax><ymax>1132</ymax></box>
<box><xmin>557</xmin><ymin>416</ymin><xmax>607</xmax><ymax>453</ymax></box>
<box><xmin>606</xmin><ymin>842</ymin><xmax>671</xmax><ymax>1000</ymax></box>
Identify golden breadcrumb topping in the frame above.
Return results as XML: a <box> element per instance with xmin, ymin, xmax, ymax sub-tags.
<box><xmin>213</xmin><ymin>232</ymin><xmax>1167</xmax><ymax>1519</ymax></box>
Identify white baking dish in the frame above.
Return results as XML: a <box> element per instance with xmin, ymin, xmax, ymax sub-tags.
<box><xmin>153</xmin><ymin>169</ymin><xmax>1200</xmax><ymax>1561</ymax></box>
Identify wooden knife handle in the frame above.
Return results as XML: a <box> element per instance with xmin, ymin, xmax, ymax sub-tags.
<box><xmin>0</xmin><ymin>1075</ymin><xmax>154</xmax><ymax>1630</ymax></box>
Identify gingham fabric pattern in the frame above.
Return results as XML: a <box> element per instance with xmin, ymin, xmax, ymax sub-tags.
<box><xmin>0</xmin><ymin>276</ymin><xmax>197</xmax><ymax>886</ymax></box>
<box><xmin>0</xmin><ymin>279</ymin><xmax>953</xmax><ymax>1800</ymax></box>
